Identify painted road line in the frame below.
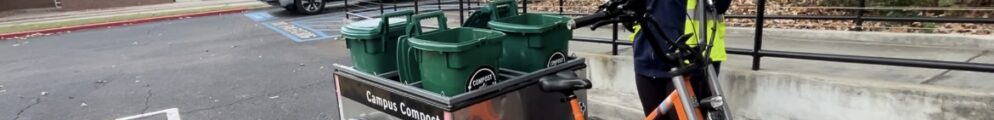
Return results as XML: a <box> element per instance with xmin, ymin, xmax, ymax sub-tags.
<box><xmin>291</xmin><ymin>21</ymin><xmax>335</xmax><ymax>39</ymax></box>
<box><xmin>116</xmin><ymin>108</ymin><xmax>181</xmax><ymax>120</ymax></box>
<box><xmin>291</xmin><ymin>15</ymin><xmax>346</xmax><ymax>37</ymax></box>
<box><xmin>297</xmin><ymin>21</ymin><xmax>342</xmax><ymax>25</ymax></box>
<box><xmin>294</xmin><ymin>19</ymin><xmax>344</xmax><ymax>24</ymax></box>
<box><xmin>248</xmin><ymin>13</ymin><xmax>347</xmax><ymax>42</ymax></box>
<box><xmin>243</xmin><ymin>12</ymin><xmax>277</xmax><ymax>22</ymax></box>
<box><xmin>260</xmin><ymin>21</ymin><xmax>332</xmax><ymax>42</ymax></box>
<box><xmin>313</xmin><ymin>28</ymin><xmax>338</xmax><ymax>31</ymax></box>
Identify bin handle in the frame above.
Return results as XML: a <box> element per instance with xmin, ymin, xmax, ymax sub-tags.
<box><xmin>403</xmin><ymin>47</ymin><xmax>419</xmax><ymax>81</ymax></box>
<box><xmin>397</xmin><ymin>35</ymin><xmax>420</xmax><ymax>83</ymax></box>
<box><xmin>370</xmin><ymin>10</ymin><xmax>415</xmax><ymax>54</ymax></box>
<box><xmin>406</xmin><ymin>11</ymin><xmax>449</xmax><ymax>36</ymax></box>
<box><xmin>378</xmin><ymin>10</ymin><xmax>415</xmax><ymax>36</ymax></box>
<box><xmin>488</xmin><ymin>0</ymin><xmax>518</xmax><ymax>20</ymax></box>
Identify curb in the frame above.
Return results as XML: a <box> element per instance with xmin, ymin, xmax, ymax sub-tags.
<box><xmin>0</xmin><ymin>7</ymin><xmax>254</xmax><ymax>40</ymax></box>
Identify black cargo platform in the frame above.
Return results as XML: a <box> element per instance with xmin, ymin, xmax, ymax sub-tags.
<box><xmin>332</xmin><ymin>58</ymin><xmax>588</xmax><ymax>120</ymax></box>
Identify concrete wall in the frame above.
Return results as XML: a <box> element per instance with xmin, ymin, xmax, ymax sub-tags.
<box><xmin>578</xmin><ymin>53</ymin><xmax>994</xmax><ymax>120</ymax></box>
<box><xmin>580</xmin><ymin>51</ymin><xmax>644</xmax><ymax>120</ymax></box>
<box><xmin>0</xmin><ymin>0</ymin><xmax>56</xmax><ymax>11</ymax></box>
<box><xmin>723</xmin><ymin>68</ymin><xmax>994</xmax><ymax>120</ymax></box>
<box><xmin>61</xmin><ymin>0</ymin><xmax>174</xmax><ymax>10</ymax></box>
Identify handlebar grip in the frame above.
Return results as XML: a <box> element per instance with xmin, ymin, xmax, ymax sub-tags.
<box><xmin>571</xmin><ymin>12</ymin><xmax>609</xmax><ymax>30</ymax></box>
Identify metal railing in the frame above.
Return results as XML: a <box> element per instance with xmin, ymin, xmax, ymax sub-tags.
<box><xmin>344</xmin><ymin>0</ymin><xmax>489</xmax><ymax>21</ymax></box>
<box><xmin>556</xmin><ymin>0</ymin><xmax>994</xmax><ymax>72</ymax></box>
<box><xmin>346</xmin><ymin>0</ymin><xmax>994</xmax><ymax>73</ymax></box>
<box><xmin>733</xmin><ymin>0</ymin><xmax>994</xmax><ymax>72</ymax></box>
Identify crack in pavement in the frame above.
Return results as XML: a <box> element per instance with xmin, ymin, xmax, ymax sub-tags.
<box><xmin>182</xmin><ymin>80</ymin><xmax>332</xmax><ymax>114</ymax></box>
<box><xmin>13</xmin><ymin>98</ymin><xmax>41</xmax><ymax>120</ymax></box>
<box><xmin>139</xmin><ymin>88</ymin><xmax>153</xmax><ymax>114</ymax></box>
<box><xmin>921</xmin><ymin>50</ymin><xmax>991</xmax><ymax>84</ymax></box>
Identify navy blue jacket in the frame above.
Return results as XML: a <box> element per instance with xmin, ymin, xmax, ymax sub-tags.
<box><xmin>634</xmin><ymin>0</ymin><xmax>685</xmax><ymax>78</ymax></box>
<box><xmin>634</xmin><ymin>0</ymin><xmax>731</xmax><ymax>78</ymax></box>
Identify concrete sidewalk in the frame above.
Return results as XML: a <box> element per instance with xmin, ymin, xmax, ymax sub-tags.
<box><xmin>570</xmin><ymin>27</ymin><xmax>994</xmax><ymax>120</ymax></box>
<box><xmin>0</xmin><ymin>0</ymin><xmax>268</xmax><ymax>36</ymax></box>
<box><xmin>572</xmin><ymin>27</ymin><xmax>994</xmax><ymax>90</ymax></box>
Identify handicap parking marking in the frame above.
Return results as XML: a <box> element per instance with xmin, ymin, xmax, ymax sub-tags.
<box><xmin>261</xmin><ymin>20</ymin><xmax>334</xmax><ymax>42</ymax></box>
<box><xmin>243</xmin><ymin>12</ymin><xmax>277</xmax><ymax>22</ymax></box>
<box><xmin>291</xmin><ymin>21</ymin><xmax>334</xmax><ymax>38</ymax></box>
<box><xmin>243</xmin><ymin>11</ymin><xmax>351</xmax><ymax>42</ymax></box>
<box><xmin>293</xmin><ymin>20</ymin><xmax>343</xmax><ymax>32</ymax></box>
<box><xmin>290</xmin><ymin>14</ymin><xmax>347</xmax><ymax>36</ymax></box>
<box><xmin>243</xmin><ymin>11</ymin><xmax>343</xmax><ymax>42</ymax></box>
<box><xmin>115</xmin><ymin>108</ymin><xmax>181</xmax><ymax>120</ymax></box>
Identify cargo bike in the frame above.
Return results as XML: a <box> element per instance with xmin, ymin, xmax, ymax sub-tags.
<box><xmin>333</xmin><ymin>1</ymin><xmax>591</xmax><ymax>119</ymax></box>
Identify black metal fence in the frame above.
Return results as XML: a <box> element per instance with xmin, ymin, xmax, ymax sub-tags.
<box><xmin>562</xmin><ymin>0</ymin><xmax>994</xmax><ymax>73</ymax></box>
<box><xmin>735</xmin><ymin>0</ymin><xmax>994</xmax><ymax>72</ymax></box>
<box><xmin>347</xmin><ymin>0</ymin><xmax>994</xmax><ymax>73</ymax></box>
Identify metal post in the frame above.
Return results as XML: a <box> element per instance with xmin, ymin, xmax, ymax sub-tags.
<box><xmin>345</xmin><ymin>0</ymin><xmax>349</xmax><ymax>19</ymax></box>
<box><xmin>380</xmin><ymin>1</ymin><xmax>384</xmax><ymax>15</ymax></box>
<box><xmin>854</xmin><ymin>0</ymin><xmax>866</xmax><ymax>31</ymax></box>
<box><xmin>559</xmin><ymin>0</ymin><xmax>564</xmax><ymax>14</ymax></box>
<box><xmin>751</xmin><ymin>0</ymin><xmax>765</xmax><ymax>70</ymax></box>
<box><xmin>466</xmin><ymin>0</ymin><xmax>472</xmax><ymax>18</ymax></box>
<box><xmin>414</xmin><ymin>0</ymin><xmax>419</xmax><ymax>13</ymax></box>
<box><xmin>393</xmin><ymin>0</ymin><xmax>398</xmax><ymax>11</ymax></box>
<box><xmin>696</xmin><ymin>0</ymin><xmax>707</xmax><ymax>61</ymax></box>
<box><xmin>612</xmin><ymin>23</ymin><xmax>619</xmax><ymax>55</ymax></box>
<box><xmin>460</xmin><ymin>0</ymin><xmax>465</xmax><ymax>24</ymax></box>
<box><xmin>522</xmin><ymin>0</ymin><xmax>527</xmax><ymax>14</ymax></box>
<box><xmin>438</xmin><ymin>0</ymin><xmax>442</xmax><ymax>10</ymax></box>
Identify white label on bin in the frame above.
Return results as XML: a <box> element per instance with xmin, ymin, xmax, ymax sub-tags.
<box><xmin>547</xmin><ymin>51</ymin><xmax>567</xmax><ymax>67</ymax></box>
<box><xmin>466</xmin><ymin>66</ymin><xmax>498</xmax><ymax>91</ymax></box>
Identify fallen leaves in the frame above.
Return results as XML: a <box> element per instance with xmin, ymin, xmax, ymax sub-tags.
<box><xmin>523</xmin><ymin>0</ymin><xmax>992</xmax><ymax>35</ymax></box>
<box><xmin>726</xmin><ymin>0</ymin><xmax>992</xmax><ymax>35</ymax></box>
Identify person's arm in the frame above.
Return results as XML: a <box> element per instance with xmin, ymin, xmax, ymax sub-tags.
<box><xmin>714</xmin><ymin>0</ymin><xmax>732</xmax><ymax>14</ymax></box>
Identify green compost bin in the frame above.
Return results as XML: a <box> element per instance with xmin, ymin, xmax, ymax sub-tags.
<box><xmin>487</xmin><ymin>1</ymin><xmax>573</xmax><ymax>72</ymax></box>
<box><xmin>341</xmin><ymin>10</ymin><xmax>413</xmax><ymax>75</ymax></box>
<box><xmin>404</xmin><ymin>11</ymin><xmax>506</xmax><ymax>96</ymax></box>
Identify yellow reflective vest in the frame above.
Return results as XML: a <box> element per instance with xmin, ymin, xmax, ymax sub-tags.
<box><xmin>684</xmin><ymin>0</ymin><xmax>727</xmax><ymax>62</ymax></box>
<box><xmin>629</xmin><ymin>0</ymin><xmax>727</xmax><ymax>62</ymax></box>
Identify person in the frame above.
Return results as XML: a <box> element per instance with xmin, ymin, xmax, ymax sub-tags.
<box><xmin>632</xmin><ymin>0</ymin><xmax>731</xmax><ymax>118</ymax></box>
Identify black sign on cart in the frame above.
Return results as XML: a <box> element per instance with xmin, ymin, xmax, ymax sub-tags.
<box><xmin>337</xmin><ymin>73</ymin><xmax>446</xmax><ymax>120</ymax></box>
<box><xmin>333</xmin><ymin>58</ymin><xmax>588</xmax><ymax>120</ymax></box>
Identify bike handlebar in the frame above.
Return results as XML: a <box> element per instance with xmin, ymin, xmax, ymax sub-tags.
<box><xmin>571</xmin><ymin>12</ymin><xmax>610</xmax><ymax>30</ymax></box>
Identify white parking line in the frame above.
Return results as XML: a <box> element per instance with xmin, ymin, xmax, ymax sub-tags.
<box><xmin>115</xmin><ymin>108</ymin><xmax>181</xmax><ymax>120</ymax></box>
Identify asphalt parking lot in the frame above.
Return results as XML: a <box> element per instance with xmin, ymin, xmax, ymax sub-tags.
<box><xmin>0</xmin><ymin>7</ymin><xmax>356</xmax><ymax>120</ymax></box>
